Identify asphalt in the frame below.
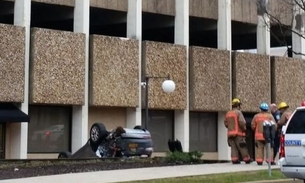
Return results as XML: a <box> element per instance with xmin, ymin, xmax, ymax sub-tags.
<box><xmin>0</xmin><ymin>162</ymin><xmax>290</xmax><ymax>183</ymax></box>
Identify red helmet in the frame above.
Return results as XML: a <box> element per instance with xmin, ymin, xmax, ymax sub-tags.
<box><xmin>301</xmin><ymin>101</ymin><xmax>305</xmax><ymax>107</ymax></box>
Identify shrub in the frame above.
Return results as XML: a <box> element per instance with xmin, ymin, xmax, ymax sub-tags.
<box><xmin>164</xmin><ymin>150</ymin><xmax>203</xmax><ymax>163</ymax></box>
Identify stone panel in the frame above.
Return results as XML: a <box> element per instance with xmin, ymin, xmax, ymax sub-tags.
<box><xmin>233</xmin><ymin>52</ymin><xmax>271</xmax><ymax>112</ymax></box>
<box><xmin>90</xmin><ymin>0</ymin><xmax>128</xmax><ymax>11</ymax></box>
<box><xmin>143</xmin><ymin>41</ymin><xmax>187</xmax><ymax>110</ymax></box>
<box><xmin>271</xmin><ymin>56</ymin><xmax>305</xmax><ymax>111</ymax></box>
<box><xmin>89</xmin><ymin>35</ymin><xmax>139</xmax><ymax>107</ymax></box>
<box><xmin>189</xmin><ymin>47</ymin><xmax>231</xmax><ymax>111</ymax></box>
<box><xmin>0</xmin><ymin>24</ymin><xmax>25</xmax><ymax>102</ymax></box>
<box><xmin>231</xmin><ymin>0</ymin><xmax>258</xmax><ymax>24</ymax></box>
<box><xmin>189</xmin><ymin>0</ymin><xmax>218</xmax><ymax>19</ymax></box>
<box><xmin>142</xmin><ymin>0</ymin><xmax>175</xmax><ymax>15</ymax></box>
<box><xmin>30</xmin><ymin>28</ymin><xmax>85</xmax><ymax>105</ymax></box>
<box><xmin>269</xmin><ymin>0</ymin><xmax>293</xmax><ymax>26</ymax></box>
<box><xmin>32</xmin><ymin>0</ymin><xmax>75</xmax><ymax>6</ymax></box>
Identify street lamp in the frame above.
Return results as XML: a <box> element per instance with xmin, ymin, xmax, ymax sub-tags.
<box><xmin>141</xmin><ymin>75</ymin><xmax>176</xmax><ymax>129</ymax></box>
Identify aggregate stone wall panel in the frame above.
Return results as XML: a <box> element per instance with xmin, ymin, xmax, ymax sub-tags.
<box><xmin>271</xmin><ymin>56</ymin><xmax>305</xmax><ymax>111</ymax></box>
<box><xmin>31</xmin><ymin>0</ymin><xmax>75</xmax><ymax>6</ymax></box>
<box><xmin>269</xmin><ymin>0</ymin><xmax>293</xmax><ymax>26</ymax></box>
<box><xmin>233</xmin><ymin>52</ymin><xmax>270</xmax><ymax>112</ymax></box>
<box><xmin>89</xmin><ymin>35</ymin><xmax>139</xmax><ymax>107</ymax></box>
<box><xmin>30</xmin><ymin>28</ymin><xmax>85</xmax><ymax>105</ymax></box>
<box><xmin>142</xmin><ymin>0</ymin><xmax>175</xmax><ymax>15</ymax></box>
<box><xmin>189</xmin><ymin>47</ymin><xmax>231</xmax><ymax>111</ymax></box>
<box><xmin>90</xmin><ymin>0</ymin><xmax>127</xmax><ymax>11</ymax></box>
<box><xmin>0</xmin><ymin>23</ymin><xmax>25</xmax><ymax>102</ymax></box>
<box><xmin>189</xmin><ymin>0</ymin><xmax>218</xmax><ymax>19</ymax></box>
<box><xmin>231</xmin><ymin>0</ymin><xmax>258</xmax><ymax>24</ymax></box>
<box><xmin>143</xmin><ymin>41</ymin><xmax>187</xmax><ymax>110</ymax></box>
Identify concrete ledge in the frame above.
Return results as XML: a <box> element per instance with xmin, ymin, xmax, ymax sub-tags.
<box><xmin>189</xmin><ymin>47</ymin><xmax>230</xmax><ymax>111</ymax></box>
<box><xmin>30</xmin><ymin>28</ymin><xmax>86</xmax><ymax>105</ymax></box>
<box><xmin>0</xmin><ymin>23</ymin><xmax>25</xmax><ymax>102</ymax></box>
<box><xmin>233</xmin><ymin>52</ymin><xmax>271</xmax><ymax>112</ymax></box>
<box><xmin>31</xmin><ymin>0</ymin><xmax>74</xmax><ymax>6</ymax></box>
<box><xmin>271</xmin><ymin>56</ymin><xmax>305</xmax><ymax>110</ymax></box>
<box><xmin>90</xmin><ymin>0</ymin><xmax>127</xmax><ymax>11</ymax></box>
<box><xmin>143</xmin><ymin>41</ymin><xmax>187</xmax><ymax>110</ymax></box>
<box><xmin>89</xmin><ymin>35</ymin><xmax>139</xmax><ymax>107</ymax></box>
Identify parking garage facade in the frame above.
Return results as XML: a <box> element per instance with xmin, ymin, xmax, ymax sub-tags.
<box><xmin>0</xmin><ymin>0</ymin><xmax>303</xmax><ymax>160</ymax></box>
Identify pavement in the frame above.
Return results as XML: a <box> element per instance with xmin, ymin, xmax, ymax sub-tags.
<box><xmin>0</xmin><ymin>162</ymin><xmax>291</xmax><ymax>183</ymax></box>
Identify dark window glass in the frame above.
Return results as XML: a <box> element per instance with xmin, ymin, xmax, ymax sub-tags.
<box><xmin>286</xmin><ymin>110</ymin><xmax>305</xmax><ymax>134</ymax></box>
<box><xmin>143</xmin><ymin>110</ymin><xmax>174</xmax><ymax>152</ymax></box>
<box><xmin>0</xmin><ymin>124</ymin><xmax>4</xmax><ymax>159</ymax></box>
<box><xmin>28</xmin><ymin>106</ymin><xmax>71</xmax><ymax>153</ymax></box>
<box><xmin>189</xmin><ymin>112</ymin><xmax>217</xmax><ymax>152</ymax></box>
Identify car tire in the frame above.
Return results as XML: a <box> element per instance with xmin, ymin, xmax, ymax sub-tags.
<box><xmin>90</xmin><ymin>123</ymin><xmax>108</xmax><ymax>147</ymax></box>
<box><xmin>58</xmin><ymin>151</ymin><xmax>72</xmax><ymax>159</ymax></box>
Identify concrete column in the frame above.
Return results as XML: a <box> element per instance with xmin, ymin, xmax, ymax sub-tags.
<box><xmin>174</xmin><ymin>0</ymin><xmax>189</xmax><ymax>152</ymax></box>
<box><xmin>126</xmin><ymin>0</ymin><xmax>142</xmax><ymax>128</ymax></box>
<box><xmin>217</xmin><ymin>0</ymin><xmax>231</xmax><ymax>160</ymax></box>
<box><xmin>10</xmin><ymin>0</ymin><xmax>31</xmax><ymax>159</ymax></box>
<box><xmin>292</xmin><ymin>0</ymin><xmax>305</xmax><ymax>59</ymax></box>
<box><xmin>257</xmin><ymin>0</ymin><xmax>270</xmax><ymax>55</ymax></box>
<box><xmin>72</xmin><ymin>0</ymin><xmax>90</xmax><ymax>153</ymax></box>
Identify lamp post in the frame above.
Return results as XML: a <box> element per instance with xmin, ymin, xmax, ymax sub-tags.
<box><xmin>141</xmin><ymin>75</ymin><xmax>176</xmax><ymax>130</ymax></box>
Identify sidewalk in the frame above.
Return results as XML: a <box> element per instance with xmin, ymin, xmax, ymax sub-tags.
<box><xmin>0</xmin><ymin>162</ymin><xmax>280</xmax><ymax>183</ymax></box>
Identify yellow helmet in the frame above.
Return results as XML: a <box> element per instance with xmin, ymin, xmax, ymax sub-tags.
<box><xmin>278</xmin><ymin>102</ymin><xmax>289</xmax><ymax>109</ymax></box>
<box><xmin>232</xmin><ymin>98</ymin><xmax>241</xmax><ymax>105</ymax></box>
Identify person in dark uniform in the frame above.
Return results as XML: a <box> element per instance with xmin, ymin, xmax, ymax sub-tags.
<box><xmin>270</xmin><ymin>103</ymin><xmax>281</xmax><ymax>160</ymax></box>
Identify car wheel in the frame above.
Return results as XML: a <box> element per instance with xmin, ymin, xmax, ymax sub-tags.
<box><xmin>90</xmin><ymin>123</ymin><xmax>108</xmax><ymax>147</ymax></box>
<box><xmin>58</xmin><ymin>151</ymin><xmax>72</xmax><ymax>159</ymax></box>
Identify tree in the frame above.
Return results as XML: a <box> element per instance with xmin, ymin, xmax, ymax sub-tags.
<box><xmin>258</xmin><ymin>0</ymin><xmax>305</xmax><ymax>56</ymax></box>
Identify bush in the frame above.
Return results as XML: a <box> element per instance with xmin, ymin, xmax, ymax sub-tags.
<box><xmin>164</xmin><ymin>150</ymin><xmax>203</xmax><ymax>164</ymax></box>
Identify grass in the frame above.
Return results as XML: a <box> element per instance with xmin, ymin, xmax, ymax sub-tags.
<box><xmin>124</xmin><ymin>169</ymin><xmax>288</xmax><ymax>183</ymax></box>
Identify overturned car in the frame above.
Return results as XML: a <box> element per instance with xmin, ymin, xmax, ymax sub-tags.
<box><xmin>58</xmin><ymin>123</ymin><xmax>154</xmax><ymax>159</ymax></box>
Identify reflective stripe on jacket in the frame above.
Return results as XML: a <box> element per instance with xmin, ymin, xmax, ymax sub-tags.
<box><xmin>252</xmin><ymin>113</ymin><xmax>270</xmax><ymax>140</ymax></box>
<box><xmin>225</xmin><ymin>110</ymin><xmax>245</xmax><ymax>137</ymax></box>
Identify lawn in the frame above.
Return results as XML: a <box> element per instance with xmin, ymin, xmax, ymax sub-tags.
<box><xmin>124</xmin><ymin>169</ymin><xmax>288</xmax><ymax>183</ymax></box>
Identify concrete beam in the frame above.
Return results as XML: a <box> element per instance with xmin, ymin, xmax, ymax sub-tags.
<box><xmin>126</xmin><ymin>0</ymin><xmax>142</xmax><ymax>128</ymax></box>
<box><xmin>10</xmin><ymin>0</ymin><xmax>31</xmax><ymax>159</ymax></box>
<box><xmin>292</xmin><ymin>0</ymin><xmax>305</xmax><ymax>59</ymax></box>
<box><xmin>257</xmin><ymin>0</ymin><xmax>270</xmax><ymax>55</ymax></box>
<box><xmin>217</xmin><ymin>0</ymin><xmax>231</xmax><ymax>161</ymax></box>
<box><xmin>174</xmin><ymin>0</ymin><xmax>189</xmax><ymax>153</ymax></box>
<box><xmin>72</xmin><ymin>0</ymin><xmax>89</xmax><ymax>153</ymax></box>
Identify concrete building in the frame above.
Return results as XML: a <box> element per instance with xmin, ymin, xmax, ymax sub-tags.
<box><xmin>0</xmin><ymin>0</ymin><xmax>303</xmax><ymax>160</ymax></box>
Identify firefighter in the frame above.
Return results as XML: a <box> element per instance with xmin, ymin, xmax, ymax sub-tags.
<box><xmin>251</xmin><ymin>102</ymin><xmax>277</xmax><ymax>165</ymax></box>
<box><xmin>224</xmin><ymin>98</ymin><xmax>251</xmax><ymax>164</ymax></box>
<box><xmin>269</xmin><ymin>103</ymin><xmax>281</xmax><ymax>160</ymax></box>
<box><xmin>277</xmin><ymin>102</ymin><xmax>292</xmax><ymax>127</ymax></box>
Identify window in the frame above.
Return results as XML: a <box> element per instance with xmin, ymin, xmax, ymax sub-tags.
<box><xmin>189</xmin><ymin>112</ymin><xmax>217</xmax><ymax>152</ymax></box>
<box><xmin>285</xmin><ymin>110</ymin><xmax>305</xmax><ymax>134</ymax></box>
<box><xmin>28</xmin><ymin>106</ymin><xmax>71</xmax><ymax>153</ymax></box>
<box><xmin>143</xmin><ymin>110</ymin><xmax>174</xmax><ymax>152</ymax></box>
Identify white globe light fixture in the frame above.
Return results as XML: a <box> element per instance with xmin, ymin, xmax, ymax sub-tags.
<box><xmin>143</xmin><ymin>75</ymin><xmax>176</xmax><ymax>130</ymax></box>
<box><xmin>162</xmin><ymin>80</ymin><xmax>176</xmax><ymax>93</ymax></box>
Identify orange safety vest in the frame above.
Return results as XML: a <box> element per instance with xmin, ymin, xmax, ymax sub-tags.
<box><xmin>253</xmin><ymin>113</ymin><xmax>270</xmax><ymax>140</ymax></box>
<box><xmin>225</xmin><ymin>110</ymin><xmax>245</xmax><ymax>137</ymax></box>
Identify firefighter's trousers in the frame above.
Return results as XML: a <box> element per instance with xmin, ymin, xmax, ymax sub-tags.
<box><xmin>228</xmin><ymin>136</ymin><xmax>250</xmax><ymax>162</ymax></box>
<box><xmin>255</xmin><ymin>140</ymin><xmax>274</xmax><ymax>163</ymax></box>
